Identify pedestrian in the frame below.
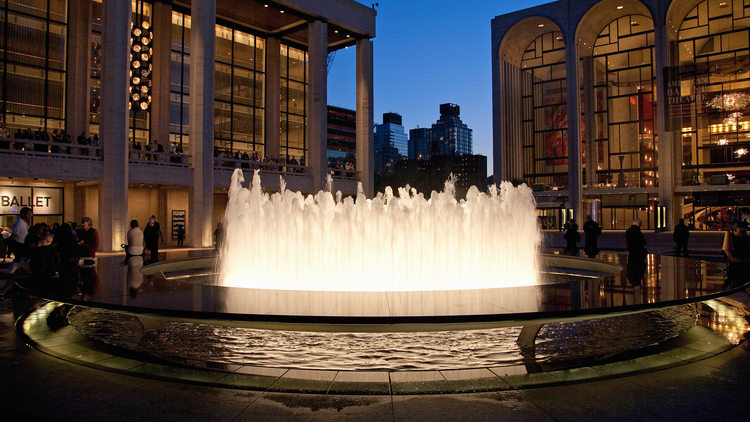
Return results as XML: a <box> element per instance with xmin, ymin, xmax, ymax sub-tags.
<box><xmin>213</xmin><ymin>222</ymin><xmax>224</xmax><ymax>252</ymax></box>
<box><xmin>673</xmin><ymin>218</ymin><xmax>690</xmax><ymax>257</ymax></box>
<box><xmin>563</xmin><ymin>219</ymin><xmax>580</xmax><ymax>255</ymax></box>
<box><xmin>176</xmin><ymin>224</ymin><xmax>185</xmax><ymax>247</ymax></box>
<box><xmin>9</xmin><ymin>207</ymin><xmax>32</xmax><ymax>262</ymax></box>
<box><xmin>583</xmin><ymin>215</ymin><xmax>601</xmax><ymax>258</ymax></box>
<box><xmin>144</xmin><ymin>215</ymin><xmax>164</xmax><ymax>258</ymax></box>
<box><xmin>625</xmin><ymin>218</ymin><xmax>647</xmax><ymax>285</ymax></box>
<box><xmin>77</xmin><ymin>217</ymin><xmax>99</xmax><ymax>258</ymax></box>
<box><xmin>125</xmin><ymin>219</ymin><xmax>144</xmax><ymax>256</ymax></box>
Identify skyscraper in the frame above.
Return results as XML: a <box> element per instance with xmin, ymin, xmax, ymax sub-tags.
<box><xmin>374</xmin><ymin>112</ymin><xmax>408</xmax><ymax>175</ymax></box>
<box><xmin>430</xmin><ymin>104</ymin><xmax>472</xmax><ymax>156</ymax></box>
<box><xmin>408</xmin><ymin>127</ymin><xmax>431</xmax><ymax>160</ymax></box>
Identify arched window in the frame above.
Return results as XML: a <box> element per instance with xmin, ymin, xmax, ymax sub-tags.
<box><xmin>593</xmin><ymin>14</ymin><xmax>657</xmax><ymax>189</ymax></box>
<box><xmin>520</xmin><ymin>31</ymin><xmax>567</xmax><ymax>188</ymax></box>
<box><xmin>676</xmin><ymin>0</ymin><xmax>750</xmax><ymax>185</ymax></box>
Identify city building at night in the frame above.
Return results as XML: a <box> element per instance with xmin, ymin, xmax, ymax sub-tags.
<box><xmin>0</xmin><ymin>0</ymin><xmax>376</xmax><ymax>250</ymax></box>
<box><xmin>374</xmin><ymin>112</ymin><xmax>408</xmax><ymax>175</ymax></box>
<box><xmin>493</xmin><ymin>0</ymin><xmax>750</xmax><ymax>230</ymax></box>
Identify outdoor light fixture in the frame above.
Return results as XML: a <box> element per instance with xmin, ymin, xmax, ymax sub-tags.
<box><xmin>129</xmin><ymin>1</ymin><xmax>153</xmax><ymax>112</ymax></box>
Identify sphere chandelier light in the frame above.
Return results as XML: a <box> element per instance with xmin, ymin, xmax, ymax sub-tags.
<box><xmin>129</xmin><ymin>2</ymin><xmax>153</xmax><ymax>112</ymax></box>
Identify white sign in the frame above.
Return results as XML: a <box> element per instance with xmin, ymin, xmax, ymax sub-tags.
<box><xmin>0</xmin><ymin>186</ymin><xmax>63</xmax><ymax>215</ymax></box>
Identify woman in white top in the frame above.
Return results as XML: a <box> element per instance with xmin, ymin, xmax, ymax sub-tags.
<box><xmin>126</xmin><ymin>219</ymin><xmax>144</xmax><ymax>256</ymax></box>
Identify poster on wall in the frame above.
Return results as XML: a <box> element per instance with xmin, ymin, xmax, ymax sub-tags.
<box><xmin>0</xmin><ymin>186</ymin><xmax>63</xmax><ymax>215</ymax></box>
<box><xmin>171</xmin><ymin>210</ymin><xmax>186</xmax><ymax>240</ymax></box>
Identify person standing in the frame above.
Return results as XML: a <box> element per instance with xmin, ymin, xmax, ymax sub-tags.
<box><xmin>143</xmin><ymin>215</ymin><xmax>164</xmax><ymax>258</ymax></box>
<box><xmin>673</xmin><ymin>218</ymin><xmax>690</xmax><ymax>257</ymax></box>
<box><xmin>583</xmin><ymin>215</ymin><xmax>601</xmax><ymax>258</ymax></box>
<box><xmin>563</xmin><ymin>219</ymin><xmax>580</xmax><ymax>255</ymax></box>
<box><xmin>77</xmin><ymin>217</ymin><xmax>99</xmax><ymax>258</ymax></box>
<box><xmin>10</xmin><ymin>207</ymin><xmax>32</xmax><ymax>261</ymax></box>
<box><xmin>625</xmin><ymin>218</ymin><xmax>647</xmax><ymax>285</ymax></box>
<box><xmin>176</xmin><ymin>224</ymin><xmax>185</xmax><ymax>247</ymax></box>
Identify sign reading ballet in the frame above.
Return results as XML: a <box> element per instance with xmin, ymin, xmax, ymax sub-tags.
<box><xmin>0</xmin><ymin>186</ymin><xmax>63</xmax><ymax>215</ymax></box>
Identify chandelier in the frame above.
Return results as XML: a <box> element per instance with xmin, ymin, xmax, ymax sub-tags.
<box><xmin>129</xmin><ymin>1</ymin><xmax>153</xmax><ymax>111</ymax></box>
<box><xmin>708</xmin><ymin>93</ymin><xmax>750</xmax><ymax>125</ymax></box>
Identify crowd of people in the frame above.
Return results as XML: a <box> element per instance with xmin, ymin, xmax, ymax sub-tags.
<box><xmin>0</xmin><ymin>124</ymin><xmax>99</xmax><ymax>154</ymax></box>
<box><xmin>131</xmin><ymin>139</ymin><xmax>184</xmax><ymax>162</ymax></box>
<box><xmin>213</xmin><ymin>149</ymin><xmax>308</xmax><ymax>173</ymax></box>
<box><xmin>1</xmin><ymin>208</ymin><xmax>100</xmax><ymax>300</ymax></box>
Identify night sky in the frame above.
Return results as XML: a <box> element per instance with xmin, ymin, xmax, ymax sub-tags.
<box><xmin>327</xmin><ymin>0</ymin><xmax>555</xmax><ymax>177</ymax></box>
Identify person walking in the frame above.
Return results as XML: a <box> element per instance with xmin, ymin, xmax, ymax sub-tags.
<box><xmin>143</xmin><ymin>215</ymin><xmax>164</xmax><ymax>258</ymax></box>
<box><xmin>583</xmin><ymin>215</ymin><xmax>601</xmax><ymax>258</ymax></box>
<box><xmin>176</xmin><ymin>225</ymin><xmax>185</xmax><ymax>247</ymax></box>
<box><xmin>625</xmin><ymin>218</ymin><xmax>647</xmax><ymax>285</ymax></box>
<box><xmin>673</xmin><ymin>218</ymin><xmax>690</xmax><ymax>257</ymax></box>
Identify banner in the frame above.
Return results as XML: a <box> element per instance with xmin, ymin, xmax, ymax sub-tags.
<box><xmin>0</xmin><ymin>186</ymin><xmax>63</xmax><ymax>215</ymax></box>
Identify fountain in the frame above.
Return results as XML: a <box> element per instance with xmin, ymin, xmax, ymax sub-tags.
<box><xmin>12</xmin><ymin>169</ymin><xmax>749</xmax><ymax>385</ymax></box>
<box><xmin>218</xmin><ymin>169</ymin><xmax>541</xmax><ymax>292</ymax></box>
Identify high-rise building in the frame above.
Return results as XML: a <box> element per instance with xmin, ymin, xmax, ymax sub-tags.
<box><xmin>430</xmin><ymin>104</ymin><xmax>472</xmax><ymax>156</ymax></box>
<box><xmin>408</xmin><ymin>127</ymin><xmax>431</xmax><ymax>160</ymax></box>
<box><xmin>374</xmin><ymin>112</ymin><xmax>408</xmax><ymax>174</ymax></box>
<box><xmin>327</xmin><ymin>106</ymin><xmax>357</xmax><ymax>168</ymax></box>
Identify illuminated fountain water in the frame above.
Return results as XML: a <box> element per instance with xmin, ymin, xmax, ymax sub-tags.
<box><xmin>218</xmin><ymin>168</ymin><xmax>541</xmax><ymax>292</ymax></box>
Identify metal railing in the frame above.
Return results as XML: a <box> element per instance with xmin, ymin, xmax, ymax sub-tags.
<box><xmin>0</xmin><ymin>136</ymin><xmax>102</xmax><ymax>159</ymax></box>
<box><xmin>213</xmin><ymin>157</ymin><xmax>311</xmax><ymax>175</ymax></box>
<box><xmin>129</xmin><ymin>149</ymin><xmax>191</xmax><ymax>167</ymax></box>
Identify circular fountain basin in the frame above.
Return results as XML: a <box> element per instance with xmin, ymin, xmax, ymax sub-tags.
<box><xmin>14</xmin><ymin>252</ymin><xmax>749</xmax><ymax>374</ymax></box>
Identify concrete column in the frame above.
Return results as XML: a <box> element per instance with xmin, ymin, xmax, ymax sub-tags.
<box><xmin>151</xmin><ymin>0</ymin><xmax>173</xmax><ymax>146</ymax></box>
<box><xmin>491</xmin><ymin>44</ymin><xmax>504</xmax><ymax>182</ymax></box>
<box><xmin>496</xmin><ymin>61</ymin><xmax>523</xmax><ymax>182</ymax></box>
<box><xmin>356</xmin><ymin>38</ymin><xmax>374</xmax><ymax>197</ymax></box>
<box><xmin>565</xmin><ymin>42</ymin><xmax>582</xmax><ymax>225</ymax></box>
<box><xmin>654</xmin><ymin>15</ymin><xmax>677</xmax><ymax>229</ymax></box>
<box><xmin>307</xmin><ymin>21</ymin><xmax>328</xmax><ymax>192</ymax></box>
<box><xmin>583</xmin><ymin>56</ymin><xmax>597</xmax><ymax>188</ymax></box>
<box><xmin>188</xmin><ymin>0</ymin><xmax>215</xmax><ymax>247</ymax></box>
<box><xmin>99</xmin><ymin>0</ymin><xmax>132</xmax><ymax>251</ymax></box>
<box><xmin>65</xmin><ymin>0</ymin><xmax>92</xmax><ymax>140</ymax></box>
<box><xmin>265</xmin><ymin>37</ymin><xmax>281</xmax><ymax>158</ymax></box>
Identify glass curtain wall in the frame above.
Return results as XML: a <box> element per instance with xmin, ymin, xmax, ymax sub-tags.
<box><xmin>170</xmin><ymin>8</ymin><xmax>190</xmax><ymax>153</ymax></box>
<box><xmin>520</xmin><ymin>31</ymin><xmax>567</xmax><ymax>188</ymax></box>
<box><xmin>592</xmin><ymin>15</ymin><xmax>656</xmax><ymax>188</ymax></box>
<box><xmin>214</xmin><ymin>23</ymin><xmax>265</xmax><ymax>157</ymax></box>
<box><xmin>280</xmin><ymin>44</ymin><xmax>306</xmax><ymax>162</ymax></box>
<box><xmin>0</xmin><ymin>0</ymin><xmax>67</xmax><ymax>136</ymax></box>
<box><xmin>677</xmin><ymin>0</ymin><xmax>750</xmax><ymax>186</ymax></box>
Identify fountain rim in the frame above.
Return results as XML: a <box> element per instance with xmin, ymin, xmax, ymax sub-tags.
<box><xmin>15</xmin><ymin>254</ymin><xmax>750</xmax><ymax>333</ymax></box>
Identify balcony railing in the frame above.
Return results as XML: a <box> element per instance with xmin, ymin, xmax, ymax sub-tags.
<box><xmin>129</xmin><ymin>149</ymin><xmax>191</xmax><ymax>167</ymax></box>
<box><xmin>214</xmin><ymin>157</ymin><xmax>311</xmax><ymax>175</ymax></box>
<box><xmin>0</xmin><ymin>136</ymin><xmax>101</xmax><ymax>159</ymax></box>
<box><xmin>327</xmin><ymin>167</ymin><xmax>360</xmax><ymax>181</ymax></box>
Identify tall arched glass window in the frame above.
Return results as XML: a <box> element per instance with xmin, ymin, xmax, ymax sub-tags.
<box><xmin>676</xmin><ymin>0</ymin><xmax>750</xmax><ymax>185</ymax></box>
<box><xmin>593</xmin><ymin>14</ymin><xmax>656</xmax><ymax>188</ymax></box>
<box><xmin>520</xmin><ymin>31</ymin><xmax>567</xmax><ymax>188</ymax></box>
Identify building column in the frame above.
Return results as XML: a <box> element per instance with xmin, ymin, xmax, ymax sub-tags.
<box><xmin>654</xmin><ymin>14</ymin><xmax>677</xmax><ymax>229</ymax></box>
<box><xmin>565</xmin><ymin>42</ymin><xmax>583</xmax><ymax>225</ymax></box>
<box><xmin>265</xmin><ymin>37</ymin><xmax>281</xmax><ymax>158</ymax></box>
<box><xmin>496</xmin><ymin>60</ymin><xmax>523</xmax><ymax>182</ymax></box>
<box><xmin>99</xmin><ymin>0</ymin><xmax>132</xmax><ymax>252</ymax></box>
<box><xmin>307</xmin><ymin>20</ymin><xmax>328</xmax><ymax>192</ymax></box>
<box><xmin>583</xmin><ymin>56</ymin><xmax>597</xmax><ymax>188</ymax></box>
<box><xmin>65</xmin><ymin>0</ymin><xmax>92</xmax><ymax>141</ymax></box>
<box><xmin>356</xmin><ymin>38</ymin><xmax>374</xmax><ymax>197</ymax></box>
<box><xmin>188</xmin><ymin>0</ymin><xmax>215</xmax><ymax>247</ymax></box>
<box><xmin>150</xmin><ymin>0</ymin><xmax>173</xmax><ymax>146</ymax></box>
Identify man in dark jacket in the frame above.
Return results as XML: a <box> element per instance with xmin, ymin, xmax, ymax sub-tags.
<box><xmin>583</xmin><ymin>215</ymin><xmax>601</xmax><ymax>258</ymax></box>
<box><xmin>626</xmin><ymin>218</ymin><xmax>647</xmax><ymax>285</ymax></box>
<box><xmin>673</xmin><ymin>218</ymin><xmax>690</xmax><ymax>257</ymax></box>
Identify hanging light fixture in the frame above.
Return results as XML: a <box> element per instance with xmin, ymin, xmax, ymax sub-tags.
<box><xmin>130</xmin><ymin>2</ymin><xmax>153</xmax><ymax>111</ymax></box>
